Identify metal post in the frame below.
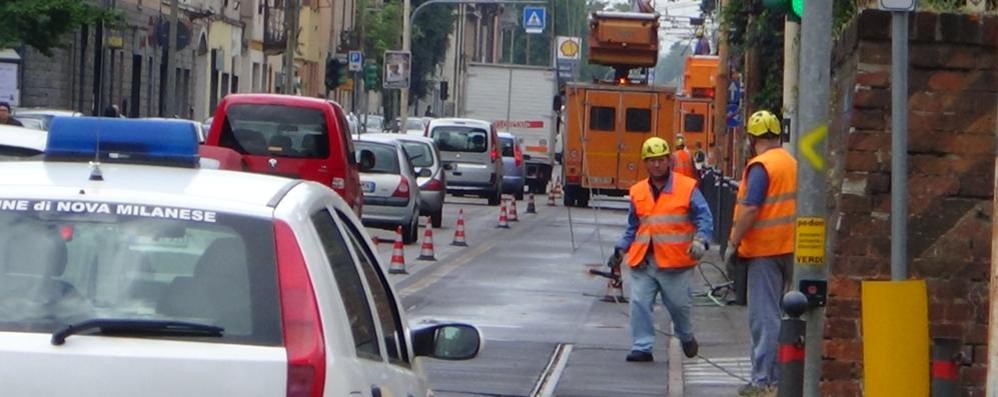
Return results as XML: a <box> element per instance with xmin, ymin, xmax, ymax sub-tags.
<box><xmin>284</xmin><ymin>0</ymin><xmax>299</xmax><ymax>94</ymax></box>
<box><xmin>400</xmin><ymin>0</ymin><xmax>412</xmax><ymax>128</ymax></box>
<box><xmin>931</xmin><ymin>338</ymin><xmax>960</xmax><ymax>397</ymax></box>
<box><xmin>782</xmin><ymin>18</ymin><xmax>799</xmax><ymax>156</ymax></box>
<box><xmin>778</xmin><ymin>291</ymin><xmax>808</xmax><ymax>397</ymax></box>
<box><xmin>794</xmin><ymin>0</ymin><xmax>832</xmax><ymax>395</ymax></box>
<box><xmin>890</xmin><ymin>11</ymin><xmax>908</xmax><ymax>281</ymax></box>
<box><xmin>713</xmin><ymin>0</ymin><xmax>729</xmax><ymax>174</ymax></box>
<box><xmin>165</xmin><ymin>0</ymin><xmax>179</xmax><ymax>116</ymax></box>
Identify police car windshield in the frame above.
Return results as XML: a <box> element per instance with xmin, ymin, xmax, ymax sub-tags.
<box><xmin>0</xmin><ymin>199</ymin><xmax>281</xmax><ymax>346</ymax></box>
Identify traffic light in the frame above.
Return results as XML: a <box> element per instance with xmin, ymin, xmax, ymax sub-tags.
<box><xmin>440</xmin><ymin>81</ymin><xmax>449</xmax><ymax>101</ymax></box>
<box><xmin>762</xmin><ymin>0</ymin><xmax>803</xmax><ymax>18</ymax></box>
<box><xmin>325</xmin><ymin>57</ymin><xmax>343</xmax><ymax>91</ymax></box>
<box><xmin>363</xmin><ymin>62</ymin><xmax>378</xmax><ymax>90</ymax></box>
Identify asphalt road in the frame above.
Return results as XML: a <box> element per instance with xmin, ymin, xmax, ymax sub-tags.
<box><xmin>365</xmin><ymin>194</ymin><xmax>686</xmax><ymax>397</ymax></box>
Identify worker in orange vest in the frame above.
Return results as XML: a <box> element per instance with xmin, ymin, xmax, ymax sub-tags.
<box><xmin>723</xmin><ymin>110</ymin><xmax>797</xmax><ymax>396</ymax></box>
<box><xmin>672</xmin><ymin>135</ymin><xmax>698</xmax><ymax>180</ymax></box>
<box><xmin>608</xmin><ymin>136</ymin><xmax>714</xmax><ymax>363</ymax></box>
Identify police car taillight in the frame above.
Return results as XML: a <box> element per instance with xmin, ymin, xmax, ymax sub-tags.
<box><xmin>46</xmin><ymin>117</ymin><xmax>199</xmax><ymax>168</ymax></box>
<box><xmin>274</xmin><ymin>220</ymin><xmax>326</xmax><ymax>397</ymax></box>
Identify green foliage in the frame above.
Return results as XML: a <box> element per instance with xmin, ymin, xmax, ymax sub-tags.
<box><xmin>364</xmin><ymin>0</ymin><xmax>402</xmax><ymax>91</ymax></box>
<box><xmin>0</xmin><ymin>0</ymin><xmax>121</xmax><ymax>56</ymax></box>
<box><xmin>409</xmin><ymin>0</ymin><xmax>455</xmax><ymax>98</ymax></box>
<box><xmin>920</xmin><ymin>0</ymin><xmax>964</xmax><ymax>11</ymax></box>
<box><xmin>657</xmin><ymin>41</ymin><xmax>690</xmax><ymax>87</ymax></box>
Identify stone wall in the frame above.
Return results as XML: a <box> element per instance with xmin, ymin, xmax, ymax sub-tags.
<box><xmin>822</xmin><ymin>9</ymin><xmax>997</xmax><ymax>396</ymax></box>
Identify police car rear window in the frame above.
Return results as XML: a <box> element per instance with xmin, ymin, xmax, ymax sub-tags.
<box><xmin>220</xmin><ymin>104</ymin><xmax>331</xmax><ymax>159</ymax></box>
<box><xmin>0</xmin><ymin>199</ymin><xmax>281</xmax><ymax>346</ymax></box>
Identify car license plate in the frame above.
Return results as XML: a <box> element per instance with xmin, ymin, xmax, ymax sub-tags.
<box><xmin>362</xmin><ymin>182</ymin><xmax>375</xmax><ymax>193</ymax></box>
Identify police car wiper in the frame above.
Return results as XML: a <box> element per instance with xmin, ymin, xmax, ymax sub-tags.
<box><xmin>51</xmin><ymin>319</ymin><xmax>224</xmax><ymax>345</ymax></box>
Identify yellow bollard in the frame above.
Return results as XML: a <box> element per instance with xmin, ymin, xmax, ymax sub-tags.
<box><xmin>862</xmin><ymin>280</ymin><xmax>929</xmax><ymax>397</ymax></box>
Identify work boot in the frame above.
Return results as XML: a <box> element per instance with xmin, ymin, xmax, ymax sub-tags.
<box><xmin>625</xmin><ymin>350</ymin><xmax>653</xmax><ymax>362</ymax></box>
<box><xmin>681</xmin><ymin>338</ymin><xmax>699</xmax><ymax>358</ymax></box>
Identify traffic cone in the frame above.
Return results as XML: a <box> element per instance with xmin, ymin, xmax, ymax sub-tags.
<box><xmin>417</xmin><ymin>219</ymin><xmax>437</xmax><ymax>261</ymax></box>
<box><xmin>601</xmin><ymin>266</ymin><xmax>628</xmax><ymax>303</ymax></box>
<box><xmin>547</xmin><ymin>192</ymin><xmax>557</xmax><ymax>207</ymax></box>
<box><xmin>553</xmin><ymin>177</ymin><xmax>564</xmax><ymax>198</ymax></box>
<box><xmin>452</xmin><ymin>209</ymin><xmax>469</xmax><ymax>247</ymax></box>
<box><xmin>526</xmin><ymin>194</ymin><xmax>537</xmax><ymax>214</ymax></box>
<box><xmin>509</xmin><ymin>197</ymin><xmax>519</xmax><ymax>222</ymax></box>
<box><xmin>496</xmin><ymin>200</ymin><xmax>510</xmax><ymax>229</ymax></box>
<box><xmin>388</xmin><ymin>226</ymin><xmax>408</xmax><ymax>274</ymax></box>
<box><xmin>372</xmin><ymin>235</ymin><xmax>380</xmax><ymax>249</ymax></box>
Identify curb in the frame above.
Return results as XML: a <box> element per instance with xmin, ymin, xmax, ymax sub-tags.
<box><xmin>668</xmin><ymin>336</ymin><xmax>684</xmax><ymax>397</ymax></box>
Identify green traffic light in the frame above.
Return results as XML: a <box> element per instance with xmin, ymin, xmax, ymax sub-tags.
<box><xmin>792</xmin><ymin>0</ymin><xmax>803</xmax><ymax>17</ymax></box>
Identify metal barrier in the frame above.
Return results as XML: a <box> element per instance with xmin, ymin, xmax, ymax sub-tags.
<box><xmin>698</xmin><ymin>167</ymin><xmax>739</xmax><ymax>253</ymax></box>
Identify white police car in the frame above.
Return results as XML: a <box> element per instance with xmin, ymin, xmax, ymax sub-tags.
<box><xmin>0</xmin><ymin>117</ymin><xmax>481</xmax><ymax>396</ymax></box>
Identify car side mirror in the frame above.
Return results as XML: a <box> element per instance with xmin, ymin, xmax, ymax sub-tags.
<box><xmin>418</xmin><ymin>168</ymin><xmax>433</xmax><ymax>178</ymax></box>
<box><xmin>411</xmin><ymin>322</ymin><xmax>482</xmax><ymax>360</ymax></box>
<box><xmin>358</xmin><ymin>149</ymin><xmax>376</xmax><ymax>172</ymax></box>
<box><xmin>443</xmin><ymin>163</ymin><xmax>455</xmax><ymax>171</ymax></box>
<box><xmin>522</xmin><ymin>154</ymin><xmax>532</xmax><ymax>161</ymax></box>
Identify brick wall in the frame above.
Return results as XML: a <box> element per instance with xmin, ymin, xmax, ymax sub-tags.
<box><xmin>823</xmin><ymin>10</ymin><xmax>997</xmax><ymax>396</ymax></box>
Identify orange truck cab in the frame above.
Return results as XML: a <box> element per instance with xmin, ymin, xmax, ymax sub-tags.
<box><xmin>676</xmin><ymin>55</ymin><xmax>719</xmax><ymax>155</ymax></box>
<box><xmin>203</xmin><ymin>94</ymin><xmax>364</xmax><ymax>216</ymax></box>
<box><xmin>561</xmin><ymin>83</ymin><xmax>678</xmax><ymax>207</ymax></box>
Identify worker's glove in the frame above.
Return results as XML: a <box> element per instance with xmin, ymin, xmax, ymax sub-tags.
<box><xmin>722</xmin><ymin>241</ymin><xmax>738</xmax><ymax>267</ymax></box>
<box><xmin>606</xmin><ymin>248</ymin><xmax>623</xmax><ymax>270</ymax></box>
<box><xmin>688</xmin><ymin>238</ymin><xmax>708</xmax><ymax>260</ymax></box>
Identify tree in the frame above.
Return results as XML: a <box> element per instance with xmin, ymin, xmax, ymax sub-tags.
<box><xmin>0</xmin><ymin>0</ymin><xmax>121</xmax><ymax>56</ymax></box>
<box><xmin>656</xmin><ymin>41</ymin><xmax>689</xmax><ymax>87</ymax></box>
<box><xmin>409</xmin><ymin>0</ymin><xmax>455</xmax><ymax>99</ymax></box>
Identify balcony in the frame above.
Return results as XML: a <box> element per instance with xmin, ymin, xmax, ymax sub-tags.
<box><xmin>262</xmin><ymin>0</ymin><xmax>286</xmax><ymax>55</ymax></box>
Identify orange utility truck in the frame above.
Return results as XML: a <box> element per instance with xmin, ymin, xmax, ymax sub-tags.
<box><xmin>675</xmin><ymin>55</ymin><xmax>719</xmax><ymax>153</ymax></box>
<box><xmin>559</xmin><ymin>11</ymin><xmax>680</xmax><ymax>207</ymax></box>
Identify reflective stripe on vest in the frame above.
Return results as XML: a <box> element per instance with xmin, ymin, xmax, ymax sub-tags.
<box><xmin>673</xmin><ymin>150</ymin><xmax>697</xmax><ymax>179</ymax></box>
<box><xmin>733</xmin><ymin>148</ymin><xmax>798</xmax><ymax>258</ymax></box>
<box><xmin>625</xmin><ymin>174</ymin><xmax>699</xmax><ymax>269</ymax></box>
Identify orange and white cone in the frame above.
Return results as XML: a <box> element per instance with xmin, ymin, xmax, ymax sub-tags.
<box><xmin>509</xmin><ymin>197</ymin><xmax>519</xmax><ymax>222</ymax></box>
<box><xmin>388</xmin><ymin>226</ymin><xmax>408</xmax><ymax>274</ymax></box>
<box><xmin>553</xmin><ymin>177</ymin><xmax>564</xmax><ymax>198</ymax></box>
<box><xmin>526</xmin><ymin>193</ymin><xmax>537</xmax><ymax>214</ymax></box>
<box><xmin>496</xmin><ymin>200</ymin><xmax>510</xmax><ymax>229</ymax></box>
<box><xmin>547</xmin><ymin>192</ymin><xmax>557</xmax><ymax>207</ymax></box>
<box><xmin>452</xmin><ymin>209</ymin><xmax>469</xmax><ymax>247</ymax></box>
<box><xmin>417</xmin><ymin>219</ymin><xmax>437</xmax><ymax>261</ymax></box>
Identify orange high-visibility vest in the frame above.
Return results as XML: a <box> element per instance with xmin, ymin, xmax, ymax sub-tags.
<box><xmin>625</xmin><ymin>174</ymin><xmax>698</xmax><ymax>269</ymax></box>
<box><xmin>733</xmin><ymin>148</ymin><xmax>798</xmax><ymax>258</ymax></box>
<box><xmin>673</xmin><ymin>149</ymin><xmax>697</xmax><ymax>179</ymax></box>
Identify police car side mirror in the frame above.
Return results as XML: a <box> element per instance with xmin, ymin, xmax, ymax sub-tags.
<box><xmin>411</xmin><ymin>322</ymin><xmax>482</xmax><ymax>360</ymax></box>
<box><xmin>358</xmin><ymin>149</ymin><xmax>376</xmax><ymax>172</ymax></box>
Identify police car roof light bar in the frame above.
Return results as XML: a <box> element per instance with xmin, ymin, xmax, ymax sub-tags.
<box><xmin>46</xmin><ymin>117</ymin><xmax>200</xmax><ymax>168</ymax></box>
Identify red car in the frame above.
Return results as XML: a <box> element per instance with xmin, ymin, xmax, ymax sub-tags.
<box><xmin>204</xmin><ymin>94</ymin><xmax>364</xmax><ymax>215</ymax></box>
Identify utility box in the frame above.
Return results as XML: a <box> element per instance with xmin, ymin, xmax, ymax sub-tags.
<box><xmin>587</xmin><ymin>11</ymin><xmax>660</xmax><ymax>68</ymax></box>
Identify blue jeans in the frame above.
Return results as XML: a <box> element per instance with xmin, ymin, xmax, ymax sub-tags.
<box><xmin>746</xmin><ymin>254</ymin><xmax>792</xmax><ymax>386</ymax></box>
<box><xmin>629</xmin><ymin>260</ymin><xmax>694</xmax><ymax>353</ymax></box>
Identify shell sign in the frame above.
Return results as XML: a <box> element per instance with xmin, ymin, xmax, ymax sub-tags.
<box><xmin>557</xmin><ymin>37</ymin><xmax>582</xmax><ymax>60</ymax></box>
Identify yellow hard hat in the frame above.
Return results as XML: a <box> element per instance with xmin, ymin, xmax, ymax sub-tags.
<box><xmin>746</xmin><ymin>110</ymin><xmax>781</xmax><ymax>137</ymax></box>
<box><xmin>675</xmin><ymin>135</ymin><xmax>686</xmax><ymax>147</ymax></box>
<box><xmin>641</xmin><ymin>137</ymin><xmax>670</xmax><ymax>160</ymax></box>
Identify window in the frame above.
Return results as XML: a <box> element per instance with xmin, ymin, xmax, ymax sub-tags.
<box><xmin>589</xmin><ymin>106</ymin><xmax>615</xmax><ymax>131</ymax></box>
<box><xmin>401</xmin><ymin>141</ymin><xmax>434</xmax><ymax>168</ymax></box>
<box><xmin>338</xmin><ymin>211</ymin><xmax>408</xmax><ymax>365</ymax></box>
<box><xmin>684</xmin><ymin>113</ymin><xmax>705</xmax><ymax>133</ymax></box>
<box><xmin>220</xmin><ymin>104</ymin><xmax>331</xmax><ymax>159</ymax></box>
<box><xmin>625</xmin><ymin>108</ymin><xmax>652</xmax><ymax>132</ymax></box>
<box><xmin>0</xmin><ymin>201</ymin><xmax>281</xmax><ymax>346</ymax></box>
<box><xmin>311</xmin><ymin>210</ymin><xmax>381</xmax><ymax>359</ymax></box>
<box><xmin>430</xmin><ymin>126</ymin><xmax>489</xmax><ymax>153</ymax></box>
<box><xmin>500</xmin><ymin>138</ymin><xmax>515</xmax><ymax>157</ymax></box>
<box><xmin>355</xmin><ymin>142</ymin><xmax>400</xmax><ymax>174</ymax></box>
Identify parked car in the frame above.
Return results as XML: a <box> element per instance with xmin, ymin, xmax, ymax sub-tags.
<box><xmin>499</xmin><ymin>132</ymin><xmax>527</xmax><ymax>200</ymax></box>
<box><xmin>0</xmin><ymin>124</ymin><xmax>46</xmax><ymax>161</ymax></box>
<box><xmin>362</xmin><ymin>114</ymin><xmax>385</xmax><ymax>133</ymax></box>
<box><xmin>426</xmin><ymin>118</ymin><xmax>504</xmax><ymax>205</ymax></box>
<box><xmin>0</xmin><ymin>116</ymin><xmax>482</xmax><ymax>396</ymax></box>
<box><xmin>144</xmin><ymin>118</ymin><xmax>206</xmax><ymax>143</ymax></box>
<box><xmin>203</xmin><ymin>94</ymin><xmax>366</xmax><ymax>216</ymax></box>
<box><xmin>12</xmin><ymin>108</ymin><xmax>83</xmax><ymax>130</ymax></box>
<box><xmin>354</xmin><ymin>135</ymin><xmax>423</xmax><ymax>243</ymax></box>
<box><xmin>366</xmin><ymin>133</ymin><xmax>447</xmax><ymax>228</ymax></box>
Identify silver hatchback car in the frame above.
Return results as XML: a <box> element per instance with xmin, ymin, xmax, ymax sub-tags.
<box><xmin>426</xmin><ymin>118</ymin><xmax>503</xmax><ymax>206</ymax></box>
<box><xmin>355</xmin><ymin>135</ymin><xmax>423</xmax><ymax>243</ymax></box>
<box><xmin>365</xmin><ymin>133</ymin><xmax>448</xmax><ymax>228</ymax></box>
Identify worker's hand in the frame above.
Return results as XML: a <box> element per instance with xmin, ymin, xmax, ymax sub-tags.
<box><xmin>687</xmin><ymin>238</ymin><xmax>708</xmax><ymax>260</ymax></box>
<box><xmin>606</xmin><ymin>248</ymin><xmax>623</xmax><ymax>270</ymax></box>
<box><xmin>722</xmin><ymin>241</ymin><xmax>738</xmax><ymax>267</ymax></box>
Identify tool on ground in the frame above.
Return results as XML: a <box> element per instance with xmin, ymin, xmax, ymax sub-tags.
<box><xmin>497</xmin><ymin>200</ymin><xmax>510</xmax><ymax>229</ymax></box>
<box><xmin>452</xmin><ymin>209</ymin><xmax>469</xmax><ymax>247</ymax></box>
<box><xmin>527</xmin><ymin>193</ymin><xmax>537</xmax><ymax>213</ymax></box>
<box><xmin>777</xmin><ymin>291</ymin><xmax>807</xmax><ymax>397</ymax></box>
<box><xmin>388</xmin><ymin>226</ymin><xmax>408</xmax><ymax>274</ymax></box>
<box><xmin>589</xmin><ymin>252</ymin><xmax>627</xmax><ymax>304</ymax></box>
<box><xmin>417</xmin><ymin>218</ymin><xmax>436</xmax><ymax>261</ymax></box>
<box><xmin>509</xmin><ymin>197</ymin><xmax>519</xmax><ymax>222</ymax></box>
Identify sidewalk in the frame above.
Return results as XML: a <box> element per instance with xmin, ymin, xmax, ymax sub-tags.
<box><xmin>684</xmin><ymin>249</ymin><xmax>752</xmax><ymax>396</ymax></box>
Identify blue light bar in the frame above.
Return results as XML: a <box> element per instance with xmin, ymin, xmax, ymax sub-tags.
<box><xmin>46</xmin><ymin>117</ymin><xmax>199</xmax><ymax>167</ymax></box>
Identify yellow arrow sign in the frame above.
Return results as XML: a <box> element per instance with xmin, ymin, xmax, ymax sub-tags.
<box><xmin>799</xmin><ymin>124</ymin><xmax>827</xmax><ymax>171</ymax></box>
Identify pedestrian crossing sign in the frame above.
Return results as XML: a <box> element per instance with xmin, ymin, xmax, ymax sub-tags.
<box><xmin>523</xmin><ymin>6</ymin><xmax>546</xmax><ymax>34</ymax></box>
